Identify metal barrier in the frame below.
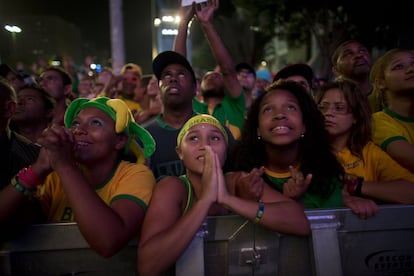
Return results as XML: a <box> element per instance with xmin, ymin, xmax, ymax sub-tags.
<box><xmin>0</xmin><ymin>223</ymin><xmax>137</xmax><ymax>276</ymax></box>
<box><xmin>1</xmin><ymin>205</ymin><xmax>413</xmax><ymax>275</ymax></box>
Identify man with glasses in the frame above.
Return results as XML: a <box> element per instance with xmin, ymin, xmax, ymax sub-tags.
<box><xmin>235</xmin><ymin>62</ymin><xmax>256</xmax><ymax>109</ymax></box>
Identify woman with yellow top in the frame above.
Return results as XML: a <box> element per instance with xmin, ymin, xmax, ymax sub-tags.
<box><xmin>315</xmin><ymin>79</ymin><xmax>414</xmax><ymax>214</ymax></box>
<box><xmin>0</xmin><ymin>97</ymin><xmax>156</xmax><ymax>257</ymax></box>
<box><xmin>370</xmin><ymin>48</ymin><xmax>414</xmax><ymax>174</ymax></box>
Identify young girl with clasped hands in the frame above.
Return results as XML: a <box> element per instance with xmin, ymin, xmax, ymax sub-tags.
<box><xmin>137</xmin><ymin>114</ymin><xmax>310</xmax><ymax>276</ymax></box>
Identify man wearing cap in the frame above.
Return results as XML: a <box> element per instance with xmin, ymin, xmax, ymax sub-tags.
<box><xmin>146</xmin><ymin>50</ymin><xmax>235</xmax><ymax>180</ymax></box>
<box><xmin>273</xmin><ymin>63</ymin><xmax>315</xmax><ymax>95</ymax></box>
<box><xmin>37</xmin><ymin>66</ymin><xmax>74</xmax><ymax>125</ymax></box>
<box><xmin>254</xmin><ymin>68</ymin><xmax>272</xmax><ymax>98</ymax></box>
<box><xmin>174</xmin><ymin>0</ymin><xmax>246</xmax><ymax>140</ymax></box>
<box><xmin>119</xmin><ymin>63</ymin><xmax>143</xmax><ymax>116</ymax></box>
<box><xmin>145</xmin><ymin>50</ymin><xmax>200</xmax><ymax>180</ymax></box>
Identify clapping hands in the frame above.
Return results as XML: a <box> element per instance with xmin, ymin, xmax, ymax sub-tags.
<box><xmin>36</xmin><ymin>124</ymin><xmax>76</xmax><ymax>171</ymax></box>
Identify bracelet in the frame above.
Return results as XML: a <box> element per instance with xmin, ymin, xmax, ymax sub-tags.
<box><xmin>345</xmin><ymin>174</ymin><xmax>364</xmax><ymax>196</ymax></box>
<box><xmin>355</xmin><ymin>177</ymin><xmax>363</xmax><ymax>196</ymax></box>
<box><xmin>11</xmin><ymin>176</ymin><xmax>36</xmax><ymax>198</ymax></box>
<box><xmin>17</xmin><ymin>166</ymin><xmax>42</xmax><ymax>189</ymax></box>
<box><xmin>254</xmin><ymin>200</ymin><xmax>265</xmax><ymax>224</ymax></box>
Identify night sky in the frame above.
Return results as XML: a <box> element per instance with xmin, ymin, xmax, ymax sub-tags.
<box><xmin>0</xmin><ymin>0</ymin><xmax>157</xmax><ymax>71</ymax></box>
<box><xmin>2</xmin><ymin>1</ymin><xmax>412</xmax><ymax>73</ymax></box>
<box><xmin>0</xmin><ymin>0</ymin><xmax>111</xmax><ymax>48</ymax></box>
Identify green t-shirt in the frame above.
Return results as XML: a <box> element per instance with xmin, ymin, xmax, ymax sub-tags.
<box><xmin>193</xmin><ymin>91</ymin><xmax>246</xmax><ymax>139</ymax></box>
<box><xmin>264</xmin><ymin>171</ymin><xmax>343</xmax><ymax>209</ymax></box>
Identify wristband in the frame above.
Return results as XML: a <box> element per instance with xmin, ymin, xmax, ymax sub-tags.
<box><xmin>345</xmin><ymin>174</ymin><xmax>364</xmax><ymax>196</ymax></box>
<box><xmin>354</xmin><ymin>177</ymin><xmax>363</xmax><ymax>196</ymax></box>
<box><xmin>254</xmin><ymin>200</ymin><xmax>264</xmax><ymax>224</ymax></box>
<box><xmin>17</xmin><ymin>166</ymin><xmax>42</xmax><ymax>189</ymax></box>
<box><xmin>11</xmin><ymin>176</ymin><xmax>36</xmax><ymax>198</ymax></box>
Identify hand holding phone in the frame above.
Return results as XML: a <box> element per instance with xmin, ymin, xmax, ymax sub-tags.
<box><xmin>181</xmin><ymin>0</ymin><xmax>207</xmax><ymax>7</ymax></box>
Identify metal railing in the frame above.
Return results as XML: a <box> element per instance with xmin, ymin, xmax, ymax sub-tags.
<box><xmin>1</xmin><ymin>205</ymin><xmax>413</xmax><ymax>275</ymax></box>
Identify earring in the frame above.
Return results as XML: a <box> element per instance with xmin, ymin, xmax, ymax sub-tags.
<box><xmin>300</xmin><ymin>133</ymin><xmax>305</xmax><ymax>138</ymax></box>
<box><xmin>257</xmin><ymin>135</ymin><xmax>262</xmax><ymax>140</ymax></box>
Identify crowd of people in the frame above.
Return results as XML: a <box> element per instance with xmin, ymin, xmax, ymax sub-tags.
<box><xmin>1</xmin><ymin>0</ymin><xmax>414</xmax><ymax>274</ymax></box>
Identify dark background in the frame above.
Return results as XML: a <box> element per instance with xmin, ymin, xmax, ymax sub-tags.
<box><xmin>0</xmin><ymin>0</ymin><xmax>413</xmax><ymax>77</ymax></box>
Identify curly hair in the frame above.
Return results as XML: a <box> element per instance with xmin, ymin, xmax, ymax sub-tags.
<box><xmin>229</xmin><ymin>80</ymin><xmax>343</xmax><ymax>198</ymax></box>
<box><xmin>315</xmin><ymin>78</ymin><xmax>372</xmax><ymax>162</ymax></box>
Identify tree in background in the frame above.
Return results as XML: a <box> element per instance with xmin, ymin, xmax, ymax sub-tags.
<box><xmin>190</xmin><ymin>0</ymin><xmax>411</xmax><ymax>79</ymax></box>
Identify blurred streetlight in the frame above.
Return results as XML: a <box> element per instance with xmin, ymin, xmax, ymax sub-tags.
<box><xmin>4</xmin><ymin>24</ymin><xmax>22</xmax><ymax>62</ymax></box>
<box><xmin>4</xmin><ymin>25</ymin><xmax>22</xmax><ymax>33</ymax></box>
<box><xmin>4</xmin><ymin>24</ymin><xmax>22</xmax><ymax>44</ymax></box>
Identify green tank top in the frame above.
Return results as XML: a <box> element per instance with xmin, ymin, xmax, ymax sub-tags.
<box><xmin>179</xmin><ymin>175</ymin><xmax>194</xmax><ymax>214</ymax></box>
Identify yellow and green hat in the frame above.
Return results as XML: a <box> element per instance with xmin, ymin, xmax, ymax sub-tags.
<box><xmin>64</xmin><ymin>97</ymin><xmax>155</xmax><ymax>164</ymax></box>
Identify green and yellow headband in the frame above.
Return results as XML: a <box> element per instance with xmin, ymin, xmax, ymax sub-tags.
<box><xmin>177</xmin><ymin>114</ymin><xmax>228</xmax><ymax>146</ymax></box>
<box><xmin>64</xmin><ymin>97</ymin><xmax>156</xmax><ymax>164</ymax></box>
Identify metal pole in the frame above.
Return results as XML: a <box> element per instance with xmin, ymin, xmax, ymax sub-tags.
<box><xmin>109</xmin><ymin>0</ymin><xmax>125</xmax><ymax>74</ymax></box>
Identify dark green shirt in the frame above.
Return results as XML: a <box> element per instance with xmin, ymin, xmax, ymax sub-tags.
<box><xmin>265</xmin><ymin>171</ymin><xmax>343</xmax><ymax>209</ymax></box>
<box><xmin>193</xmin><ymin>91</ymin><xmax>246</xmax><ymax>139</ymax></box>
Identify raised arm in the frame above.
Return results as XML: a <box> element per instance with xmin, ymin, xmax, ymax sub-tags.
<box><xmin>173</xmin><ymin>1</ymin><xmax>195</xmax><ymax>57</ymax></box>
<box><xmin>196</xmin><ymin>0</ymin><xmax>242</xmax><ymax>98</ymax></box>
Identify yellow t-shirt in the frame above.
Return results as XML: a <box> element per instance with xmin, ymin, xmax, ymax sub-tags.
<box><xmin>372</xmin><ymin>108</ymin><xmax>414</xmax><ymax>150</ymax></box>
<box><xmin>120</xmin><ymin>97</ymin><xmax>142</xmax><ymax>115</ymax></box>
<box><xmin>336</xmin><ymin>141</ymin><xmax>414</xmax><ymax>182</ymax></box>
<box><xmin>36</xmin><ymin>161</ymin><xmax>155</xmax><ymax>222</ymax></box>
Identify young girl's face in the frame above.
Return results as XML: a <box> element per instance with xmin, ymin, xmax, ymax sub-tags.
<box><xmin>318</xmin><ymin>88</ymin><xmax>354</xmax><ymax>138</ymax></box>
<box><xmin>383</xmin><ymin>51</ymin><xmax>414</xmax><ymax>94</ymax></box>
<box><xmin>257</xmin><ymin>89</ymin><xmax>305</xmax><ymax>146</ymax></box>
<box><xmin>177</xmin><ymin>123</ymin><xmax>227</xmax><ymax>174</ymax></box>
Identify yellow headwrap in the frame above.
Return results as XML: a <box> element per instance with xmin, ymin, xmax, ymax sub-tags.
<box><xmin>177</xmin><ymin>114</ymin><xmax>228</xmax><ymax>147</ymax></box>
